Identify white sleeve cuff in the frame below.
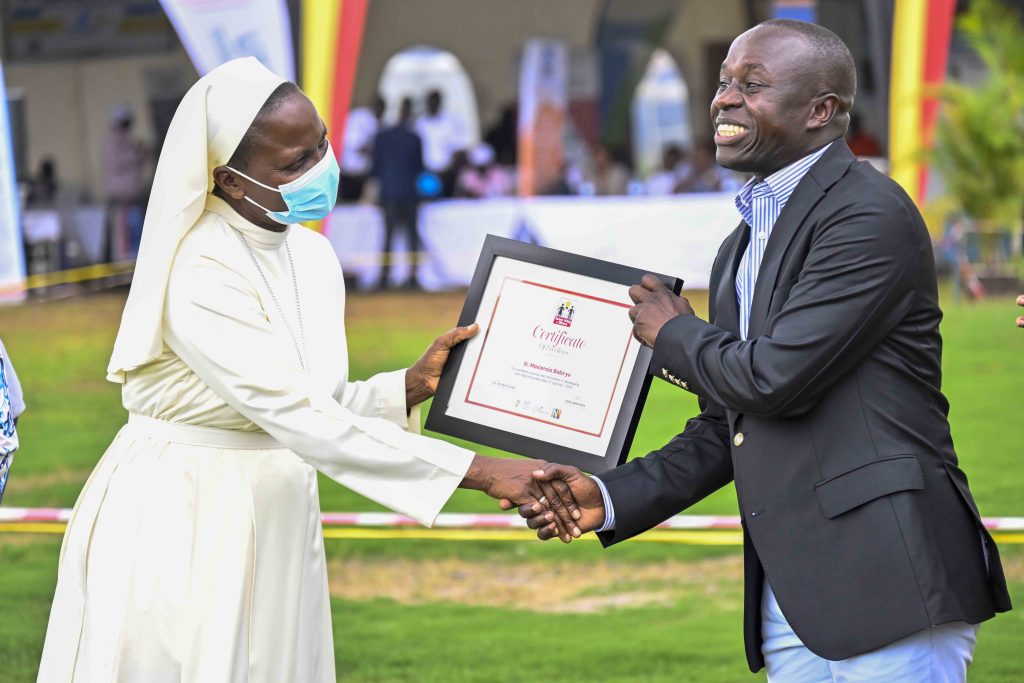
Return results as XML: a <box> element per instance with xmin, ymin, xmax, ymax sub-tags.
<box><xmin>371</xmin><ymin>368</ymin><xmax>413</xmax><ymax>428</ymax></box>
<box><xmin>406</xmin><ymin>402</ymin><xmax>422</xmax><ymax>434</ymax></box>
<box><xmin>593</xmin><ymin>476</ymin><xmax>616</xmax><ymax>532</ymax></box>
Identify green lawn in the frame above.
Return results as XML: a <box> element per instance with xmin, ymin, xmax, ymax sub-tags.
<box><xmin>0</xmin><ymin>286</ymin><xmax>1021</xmax><ymax>682</ymax></box>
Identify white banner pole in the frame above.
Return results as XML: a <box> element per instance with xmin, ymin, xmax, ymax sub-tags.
<box><xmin>0</xmin><ymin>60</ymin><xmax>26</xmax><ymax>304</ymax></box>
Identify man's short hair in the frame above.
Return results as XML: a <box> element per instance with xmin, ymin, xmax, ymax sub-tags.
<box><xmin>758</xmin><ymin>19</ymin><xmax>856</xmax><ymax>117</ymax></box>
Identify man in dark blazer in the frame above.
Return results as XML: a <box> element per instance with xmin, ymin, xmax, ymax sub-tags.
<box><xmin>371</xmin><ymin>97</ymin><xmax>424</xmax><ymax>289</ymax></box>
<box><xmin>514</xmin><ymin>19</ymin><xmax>1010</xmax><ymax>680</ymax></box>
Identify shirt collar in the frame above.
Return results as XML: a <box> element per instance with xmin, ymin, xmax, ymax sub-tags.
<box><xmin>733</xmin><ymin>141</ymin><xmax>835</xmax><ymax>225</ymax></box>
<box><xmin>205</xmin><ymin>193</ymin><xmax>290</xmax><ymax>249</ymax></box>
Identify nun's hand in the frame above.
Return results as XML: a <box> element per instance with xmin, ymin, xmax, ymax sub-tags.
<box><xmin>405</xmin><ymin>323</ymin><xmax>479</xmax><ymax>408</ymax></box>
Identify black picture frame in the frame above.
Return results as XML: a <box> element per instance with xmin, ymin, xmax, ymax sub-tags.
<box><xmin>425</xmin><ymin>235</ymin><xmax>683</xmax><ymax>473</ymax></box>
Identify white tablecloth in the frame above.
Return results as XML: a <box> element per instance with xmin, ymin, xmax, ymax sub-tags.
<box><xmin>22</xmin><ymin>205</ymin><xmax>109</xmax><ymax>263</ymax></box>
<box><xmin>21</xmin><ymin>209</ymin><xmax>62</xmax><ymax>243</ymax></box>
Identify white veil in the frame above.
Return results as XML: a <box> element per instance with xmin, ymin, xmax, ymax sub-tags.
<box><xmin>106</xmin><ymin>57</ymin><xmax>285</xmax><ymax>382</ymax></box>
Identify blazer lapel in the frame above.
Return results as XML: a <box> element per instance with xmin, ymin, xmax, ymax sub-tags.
<box><xmin>746</xmin><ymin>141</ymin><xmax>858</xmax><ymax>338</ymax></box>
<box><xmin>712</xmin><ymin>223</ymin><xmax>748</xmax><ymax>338</ymax></box>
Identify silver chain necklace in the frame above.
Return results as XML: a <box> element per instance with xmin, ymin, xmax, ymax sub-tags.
<box><xmin>234</xmin><ymin>229</ymin><xmax>309</xmax><ymax>371</ymax></box>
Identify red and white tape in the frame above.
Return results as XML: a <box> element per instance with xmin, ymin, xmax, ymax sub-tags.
<box><xmin>2</xmin><ymin>508</ymin><xmax>1023</xmax><ymax>531</ymax></box>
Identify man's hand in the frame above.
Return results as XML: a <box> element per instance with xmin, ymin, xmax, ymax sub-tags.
<box><xmin>1017</xmin><ymin>294</ymin><xmax>1024</xmax><ymax>328</ymax></box>
<box><xmin>406</xmin><ymin>323</ymin><xmax>479</xmax><ymax>407</ymax></box>
<box><xmin>462</xmin><ymin>455</ymin><xmax>582</xmax><ymax>542</ymax></box>
<box><xmin>501</xmin><ymin>464</ymin><xmax>605</xmax><ymax>541</ymax></box>
<box><xmin>628</xmin><ymin>274</ymin><xmax>692</xmax><ymax>347</ymax></box>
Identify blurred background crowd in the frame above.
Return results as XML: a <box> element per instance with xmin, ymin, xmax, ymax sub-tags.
<box><xmin>339</xmin><ymin>88</ymin><xmax>753</xmax><ymax>203</ymax></box>
<box><xmin>0</xmin><ymin>0</ymin><xmax>1019</xmax><ymax>297</ymax></box>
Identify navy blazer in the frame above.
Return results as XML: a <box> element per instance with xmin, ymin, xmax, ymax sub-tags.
<box><xmin>371</xmin><ymin>124</ymin><xmax>424</xmax><ymax>203</ymax></box>
<box><xmin>596</xmin><ymin>140</ymin><xmax>1011</xmax><ymax>671</ymax></box>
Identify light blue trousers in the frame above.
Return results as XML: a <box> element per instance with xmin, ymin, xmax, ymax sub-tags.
<box><xmin>762</xmin><ymin>580</ymin><xmax>979</xmax><ymax>683</ymax></box>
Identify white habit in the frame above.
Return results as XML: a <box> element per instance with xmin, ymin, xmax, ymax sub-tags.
<box><xmin>37</xmin><ymin>195</ymin><xmax>473</xmax><ymax>682</ymax></box>
<box><xmin>37</xmin><ymin>58</ymin><xmax>474</xmax><ymax>683</ymax></box>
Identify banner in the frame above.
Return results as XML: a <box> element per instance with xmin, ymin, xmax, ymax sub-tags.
<box><xmin>518</xmin><ymin>39</ymin><xmax>568</xmax><ymax>197</ymax></box>
<box><xmin>0</xmin><ymin>62</ymin><xmax>27</xmax><ymax>303</ymax></box>
<box><xmin>300</xmin><ymin>0</ymin><xmax>368</xmax><ymax>232</ymax></box>
<box><xmin>159</xmin><ymin>0</ymin><xmax>295</xmax><ymax>80</ymax></box>
<box><xmin>301</xmin><ymin>0</ymin><xmax>343</xmax><ymax>132</ymax></box>
<box><xmin>889</xmin><ymin>0</ymin><xmax>956</xmax><ymax>206</ymax></box>
<box><xmin>302</xmin><ymin>0</ymin><xmax>369</xmax><ymax>153</ymax></box>
<box><xmin>3</xmin><ymin>1</ymin><xmax>175</xmax><ymax>60</ymax></box>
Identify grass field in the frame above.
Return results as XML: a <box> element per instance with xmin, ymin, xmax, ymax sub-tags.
<box><xmin>1</xmin><ymin>287</ymin><xmax>1022</xmax><ymax>682</ymax></box>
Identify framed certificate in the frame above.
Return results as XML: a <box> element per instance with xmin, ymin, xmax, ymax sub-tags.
<box><xmin>425</xmin><ymin>235</ymin><xmax>683</xmax><ymax>473</ymax></box>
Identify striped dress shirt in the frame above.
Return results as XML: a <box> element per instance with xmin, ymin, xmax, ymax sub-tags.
<box><xmin>734</xmin><ymin>143</ymin><xmax>832</xmax><ymax>339</ymax></box>
<box><xmin>593</xmin><ymin>143</ymin><xmax>833</xmax><ymax>534</ymax></box>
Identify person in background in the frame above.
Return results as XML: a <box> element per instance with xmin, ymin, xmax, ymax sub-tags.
<box><xmin>456</xmin><ymin>143</ymin><xmax>513</xmax><ymax>198</ymax></box>
<box><xmin>102</xmin><ymin>105</ymin><xmax>149</xmax><ymax>259</ymax></box>
<box><xmin>439</xmin><ymin>148</ymin><xmax>469</xmax><ymax>198</ymax></box>
<box><xmin>845</xmin><ymin>112</ymin><xmax>882</xmax><ymax>157</ymax></box>
<box><xmin>23</xmin><ymin>158</ymin><xmax>63</xmax><ymax>272</ymax></box>
<box><xmin>0</xmin><ymin>338</ymin><xmax>20</xmax><ymax>505</ymax></box>
<box><xmin>539</xmin><ymin>160</ymin><xmax>575</xmax><ymax>196</ymax></box>
<box><xmin>645</xmin><ymin>144</ymin><xmax>690</xmax><ymax>196</ymax></box>
<box><xmin>484</xmin><ymin>103</ymin><xmax>518</xmax><ymax>166</ymax></box>
<box><xmin>1016</xmin><ymin>294</ymin><xmax>1024</xmax><ymax>327</ymax></box>
<box><xmin>415</xmin><ymin>89</ymin><xmax>468</xmax><ymax>179</ymax></box>
<box><xmin>27</xmin><ymin>157</ymin><xmax>59</xmax><ymax>206</ymax></box>
<box><xmin>586</xmin><ymin>143</ymin><xmax>629</xmax><ymax>196</ymax></box>
<box><xmin>372</xmin><ymin>97</ymin><xmax>425</xmax><ymax>290</ymax></box>
<box><xmin>677</xmin><ymin>141</ymin><xmax>728</xmax><ymax>193</ymax></box>
<box><xmin>339</xmin><ymin>95</ymin><xmax>385</xmax><ymax>202</ymax></box>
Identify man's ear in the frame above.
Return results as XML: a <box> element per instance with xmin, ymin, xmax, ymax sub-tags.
<box><xmin>212</xmin><ymin>166</ymin><xmax>245</xmax><ymax>199</ymax></box>
<box><xmin>807</xmin><ymin>93</ymin><xmax>840</xmax><ymax>131</ymax></box>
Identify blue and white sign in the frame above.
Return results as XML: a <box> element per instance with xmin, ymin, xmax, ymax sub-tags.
<box><xmin>0</xmin><ymin>61</ymin><xmax>26</xmax><ymax>303</ymax></box>
<box><xmin>159</xmin><ymin>0</ymin><xmax>295</xmax><ymax>80</ymax></box>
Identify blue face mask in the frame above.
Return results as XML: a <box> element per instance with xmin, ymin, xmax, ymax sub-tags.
<box><xmin>227</xmin><ymin>142</ymin><xmax>340</xmax><ymax>224</ymax></box>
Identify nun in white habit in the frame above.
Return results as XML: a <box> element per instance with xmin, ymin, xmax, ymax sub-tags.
<box><xmin>37</xmin><ymin>58</ymin><xmax>578</xmax><ymax>683</ymax></box>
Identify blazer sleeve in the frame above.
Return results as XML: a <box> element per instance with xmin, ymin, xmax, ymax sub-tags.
<box><xmin>651</xmin><ymin>192</ymin><xmax>920</xmax><ymax>419</ymax></box>
<box><xmin>595</xmin><ymin>396</ymin><xmax>733</xmax><ymax>546</ymax></box>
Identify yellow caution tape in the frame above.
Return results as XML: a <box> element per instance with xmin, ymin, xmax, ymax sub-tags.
<box><xmin>25</xmin><ymin>260</ymin><xmax>135</xmax><ymax>289</ymax></box>
<box><xmin>3</xmin><ymin>522</ymin><xmax>1021</xmax><ymax>546</ymax></box>
<box><xmin>0</xmin><ymin>522</ymin><xmax>66</xmax><ymax>534</ymax></box>
<box><xmin>322</xmin><ymin>527</ymin><xmax>744</xmax><ymax>544</ymax></box>
<box><xmin>20</xmin><ymin>251</ymin><xmax>430</xmax><ymax>290</ymax></box>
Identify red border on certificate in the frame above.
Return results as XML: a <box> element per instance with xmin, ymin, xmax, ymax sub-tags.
<box><xmin>461</xmin><ymin>277</ymin><xmax>635</xmax><ymax>438</ymax></box>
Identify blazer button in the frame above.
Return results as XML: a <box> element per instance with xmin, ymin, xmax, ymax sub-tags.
<box><xmin>733</xmin><ymin>432</ymin><xmax>744</xmax><ymax>447</ymax></box>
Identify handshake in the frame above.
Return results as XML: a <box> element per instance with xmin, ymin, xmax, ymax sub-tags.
<box><xmin>416</xmin><ymin>271</ymin><xmax>699</xmax><ymax>540</ymax></box>
<box><xmin>462</xmin><ymin>456</ymin><xmax>607</xmax><ymax>543</ymax></box>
